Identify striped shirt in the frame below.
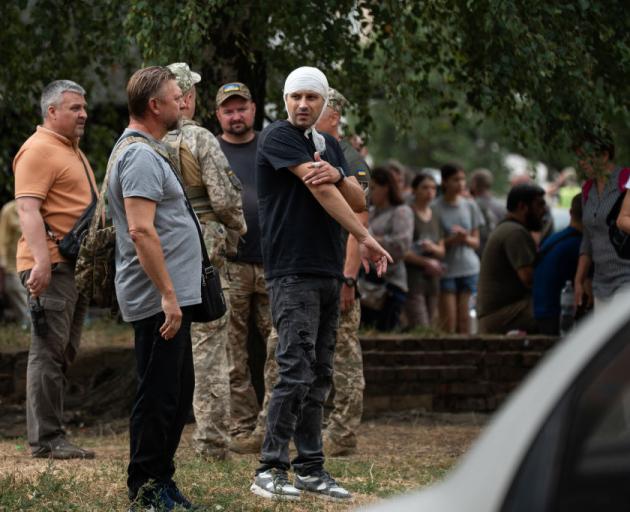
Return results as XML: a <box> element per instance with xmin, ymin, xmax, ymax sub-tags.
<box><xmin>580</xmin><ymin>166</ymin><xmax>630</xmax><ymax>299</ymax></box>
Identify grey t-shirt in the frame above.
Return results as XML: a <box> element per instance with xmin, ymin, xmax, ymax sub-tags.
<box><xmin>108</xmin><ymin>130</ymin><xmax>202</xmax><ymax>322</ymax></box>
<box><xmin>434</xmin><ymin>196</ymin><xmax>483</xmax><ymax>278</ymax></box>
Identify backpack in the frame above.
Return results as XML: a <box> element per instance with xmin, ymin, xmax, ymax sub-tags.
<box><xmin>582</xmin><ymin>168</ymin><xmax>630</xmax><ymax>260</ymax></box>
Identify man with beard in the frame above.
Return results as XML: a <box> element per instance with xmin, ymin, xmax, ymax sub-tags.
<box><xmin>477</xmin><ymin>183</ymin><xmax>547</xmax><ymax>334</ymax></box>
<box><xmin>250</xmin><ymin>66</ymin><xmax>391</xmax><ymax>502</ymax></box>
<box><xmin>164</xmin><ymin>63</ymin><xmax>246</xmax><ymax>462</ymax></box>
<box><xmin>108</xmin><ymin>66</ymin><xmax>201</xmax><ymax>510</ymax></box>
<box><xmin>214</xmin><ymin>82</ymin><xmax>278</xmax><ymax>454</ymax></box>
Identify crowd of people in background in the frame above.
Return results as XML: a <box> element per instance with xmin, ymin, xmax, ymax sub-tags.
<box><xmin>358</xmin><ymin>130</ymin><xmax>627</xmax><ymax>337</ymax></box>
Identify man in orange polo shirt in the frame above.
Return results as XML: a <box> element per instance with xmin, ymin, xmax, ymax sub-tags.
<box><xmin>13</xmin><ymin>80</ymin><xmax>96</xmax><ymax>459</ymax></box>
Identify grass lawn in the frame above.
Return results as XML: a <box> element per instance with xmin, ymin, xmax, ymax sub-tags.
<box><xmin>0</xmin><ymin>414</ymin><xmax>482</xmax><ymax>511</ymax></box>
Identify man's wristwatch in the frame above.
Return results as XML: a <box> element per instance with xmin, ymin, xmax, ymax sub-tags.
<box><xmin>343</xmin><ymin>276</ymin><xmax>357</xmax><ymax>288</ymax></box>
<box><xmin>335</xmin><ymin>167</ymin><xmax>346</xmax><ymax>185</ymax></box>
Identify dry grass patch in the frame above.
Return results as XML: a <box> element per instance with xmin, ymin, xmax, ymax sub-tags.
<box><xmin>0</xmin><ymin>415</ymin><xmax>482</xmax><ymax>511</ymax></box>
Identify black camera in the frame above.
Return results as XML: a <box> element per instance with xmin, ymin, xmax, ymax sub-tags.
<box><xmin>30</xmin><ymin>297</ymin><xmax>48</xmax><ymax>337</ymax></box>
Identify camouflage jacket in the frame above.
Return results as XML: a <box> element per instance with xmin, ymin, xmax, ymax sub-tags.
<box><xmin>165</xmin><ymin>119</ymin><xmax>246</xmax><ymax>233</ymax></box>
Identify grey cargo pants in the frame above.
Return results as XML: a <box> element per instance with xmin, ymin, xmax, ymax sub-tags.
<box><xmin>20</xmin><ymin>262</ymin><xmax>88</xmax><ymax>451</ymax></box>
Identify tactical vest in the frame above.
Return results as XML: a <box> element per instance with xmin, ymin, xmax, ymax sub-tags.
<box><xmin>164</xmin><ymin>131</ymin><xmax>216</xmax><ymax>221</ymax></box>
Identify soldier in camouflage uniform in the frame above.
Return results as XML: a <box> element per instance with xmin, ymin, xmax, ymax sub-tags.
<box><xmin>315</xmin><ymin>88</ymin><xmax>371</xmax><ymax>456</ymax></box>
<box><xmin>214</xmin><ymin>82</ymin><xmax>279</xmax><ymax>454</ymax></box>
<box><xmin>164</xmin><ymin>63</ymin><xmax>247</xmax><ymax>460</ymax></box>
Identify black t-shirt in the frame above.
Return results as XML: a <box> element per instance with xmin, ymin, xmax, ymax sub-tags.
<box><xmin>257</xmin><ymin>120</ymin><xmax>349</xmax><ymax>280</ymax></box>
<box><xmin>218</xmin><ymin>133</ymin><xmax>262</xmax><ymax>263</ymax></box>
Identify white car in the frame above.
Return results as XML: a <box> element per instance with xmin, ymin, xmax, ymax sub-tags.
<box><xmin>361</xmin><ymin>292</ymin><xmax>630</xmax><ymax>512</ymax></box>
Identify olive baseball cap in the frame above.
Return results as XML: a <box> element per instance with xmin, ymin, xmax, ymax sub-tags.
<box><xmin>216</xmin><ymin>82</ymin><xmax>252</xmax><ymax>106</ymax></box>
<box><xmin>167</xmin><ymin>62</ymin><xmax>201</xmax><ymax>93</ymax></box>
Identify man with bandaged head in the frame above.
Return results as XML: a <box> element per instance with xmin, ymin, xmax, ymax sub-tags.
<box><xmin>250</xmin><ymin>66</ymin><xmax>392</xmax><ymax>502</ymax></box>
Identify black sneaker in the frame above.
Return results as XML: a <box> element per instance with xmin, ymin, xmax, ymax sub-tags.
<box><xmin>294</xmin><ymin>470</ymin><xmax>352</xmax><ymax>501</ymax></box>
<box><xmin>32</xmin><ymin>438</ymin><xmax>95</xmax><ymax>460</ymax></box>
<box><xmin>128</xmin><ymin>485</ymin><xmax>178</xmax><ymax>511</ymax></box>
<box><xmin>250</xmin><ymin>469</ymin><xmax>301</xmax><ymax>501</ymax></box>
<box><xmin>166</xmin><ymin>482</ymin><xmax>195</xmax><ymax>510</ymax></box>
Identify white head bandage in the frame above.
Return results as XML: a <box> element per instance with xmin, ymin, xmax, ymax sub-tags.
<box><xmin>283</xmin><ymin>66</ymin><xmax>329</xmax><ymax>154</ymax></box>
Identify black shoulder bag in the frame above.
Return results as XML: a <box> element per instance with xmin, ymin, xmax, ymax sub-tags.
<box><xmin>58</xmin><ymin>153</ymin><xmax>98</xmax><ymax>260</ymax></box>
<box><xmin>158</xmin><ymin>142</ymin><xmax>227</xmax><ymax>322</ymax></box>
<box><xmin>606</xmin><ymin>190</ymin><xmax>630</xmax><ymax>260</ymax></box>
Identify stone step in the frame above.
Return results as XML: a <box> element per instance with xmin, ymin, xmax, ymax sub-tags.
<box><xmin>362</xmin><ymin>350</ymin><xmax>545</xmax><ymax>368</ymax></box>
<box><xmin>360</xmin><ymin>336</ymin><xmax>557</xmax><ymax>352</ymax></box>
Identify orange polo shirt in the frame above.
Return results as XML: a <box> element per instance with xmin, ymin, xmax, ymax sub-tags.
<box><xmin>13</xmin><ymin>126</ymin><xmax>97</xmax><ymax>272</ymax></box>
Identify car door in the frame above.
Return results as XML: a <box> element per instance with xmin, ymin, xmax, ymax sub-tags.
<box><xmin>502</xmin><ymin>316</ymin><xmax>630</xmax><ymax>512</ymax></box>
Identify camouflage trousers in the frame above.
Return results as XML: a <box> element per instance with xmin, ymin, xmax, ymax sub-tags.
<box><xmin>259</xmin><ymin>297</ymin><xmax>364</xmax><ymax>448</ymax></box>
<box><xmin>190</xmin><ymin>222</ymin><xmax>231</xmax><ymax>456</ymax></box>
<box><xmin>227</xmin><ymin>261</ymin><xmax>278</xmax><ymax>437</ymax></box>
<box><xmin>326</xmin><ymin>299</ymin><xmax>364</xmax><ymax>448</ymax></box>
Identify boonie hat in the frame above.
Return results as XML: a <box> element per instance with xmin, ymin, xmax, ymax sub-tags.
<box><xmin>327</xmin><ymin>88</ymin><xmax>349</xmax><ymax>113</ymax></box>
<box><xmin>167</xmin><ymin>62</ymin><xmax>201</xmax><ymax>93</ymax></box>
<box><xmin>216</xmin><ymin>82</ymin><xmax>252</xmax><ymax>106</ymax></box>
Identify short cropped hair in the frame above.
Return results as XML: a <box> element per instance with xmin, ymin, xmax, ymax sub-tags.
<box><xmin>440</xmin><ymin>163</ymin><xmax>463</xmax><ymax>186</ymax></box>
<box><xmin>470</xmin><ymin>168</ymin><xmax>493</xmax><ymax>192</ymax></box>
<box><xmin>506</xmin><ymin>183</ymin><xmax>545</xmax><ymax>212</ymax></box>
<box><xmin>126</xmin><ymin>66</ymin><xmax>176</xmax><ymax>119</ymax></box>
<box><xmin>40</xmin><ymin>80</ymin><xmax>86</xmax><ymax>119</ymax></box>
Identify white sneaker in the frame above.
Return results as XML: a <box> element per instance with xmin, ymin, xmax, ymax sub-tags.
<box><xmin>295</xmin><ymin>470</ymin><xmax>352</xmax><ymax>501</ymax></box>
<box><xmin>250</xmin><ymin>469</ymin><xmax>301</xmax><ymax>501</ymax></box>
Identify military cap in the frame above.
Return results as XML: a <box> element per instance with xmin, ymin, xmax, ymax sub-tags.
<box><xmin>216</xmin><ymin>82</ymin><xmax>252</xmax><ymax>106</ymax></box>
<box><xmin>327</xmin><ymin>87</ymin><xmax>349</xmax><ymax>113</ymax></box>
<box><xmin>167</xmin><ymin>62</ymin><xmax>201</xmax><ymax>93</ymax></box>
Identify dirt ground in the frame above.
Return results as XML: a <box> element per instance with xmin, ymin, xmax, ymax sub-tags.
<box><xmin>0</xmin><ymin>413</ymin><xmax>484</xmax><ymax>511</ymax></box>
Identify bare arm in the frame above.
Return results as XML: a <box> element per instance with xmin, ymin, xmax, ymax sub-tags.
<box><xmin>574</xmin><ymin>253</ymin><xmax>593</xmax><ymax>308</ymax></box>
<box><xmin>16</xmin><ymin>197</ymin><xmax>51</xmax><ymax>297</ymax></box>
<box><xmin>516</xmin><ymin>266</ymin><xmax>534</xmax><ymax>289</ymax></box>
<box><xmin>617</xmin><ymin>190</ymin><xmax>630</xmax><ymax>233</ymax></box>
<box><xmin>340</xmin><ymin>210</ymin><xmax>368</xmax><ymax>312</ymax></box>
<box><xmin>125</xmin><ymin>197</ymin><xmax>182</xmax><ymax>340</ymax></box>
<box><xmin>302</xmin><ymin>152</ymin><xmax>366</xmax><ymax>213</ymax></box>
<box><xmin>289</xmin><ymin>163</ymin><xmax>391</xmax><ymax>274</ymax></box>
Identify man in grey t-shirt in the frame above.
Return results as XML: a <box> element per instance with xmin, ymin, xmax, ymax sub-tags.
<box><xmin>108</xmin><ymin>66</ymin><xmax>201</xmax><ymax>510</ymax></box>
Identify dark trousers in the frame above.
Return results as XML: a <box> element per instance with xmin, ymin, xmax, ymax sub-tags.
<box><xmin>258</xmin><ymin>275</ymin><xmax>340</xmax><ymax>476</ymax></box>
<box><xmin>127</xmin><ymin>307</ymin><xmax>195</xmax><ymax>499</ymax></box>
<box><xmin>20</xmin><ymin>263</ymin><xmax>88</xmax><ymax>451</ymax></box>
<box><xmin>361</xmin><ymin>284</ymin><xmax>407</xmax><ymax>331</ymax></box>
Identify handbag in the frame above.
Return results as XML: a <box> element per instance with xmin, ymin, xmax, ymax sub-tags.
<box><xmin>58</xmin><ymin>153</ymin><xmax>98</xmax><ymax>261</ymax></box>
<box><xmin>358</xmin><ymin>267</ymin><xmax>389</xmax><ymax>311</ymax></box>
<box><xmin>160</xmin><ymin>144</ymin><xmax>227</xmax><ymax>322</ymax></box>
<box><xmin>606</xmin><ymin>190</ymin><xmax>630</xmax><ymax>259</ymax></box>
<box><xmin>75</xmin><ymin>139</ymin><xmax>134</xmax><ymax>310</ymax></box>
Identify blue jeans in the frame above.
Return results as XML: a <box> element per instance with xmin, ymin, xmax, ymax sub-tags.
<box><xmin>258</xmin><ymin>275</ymin><xmax>340</xmax><ymax>476</ymax></box>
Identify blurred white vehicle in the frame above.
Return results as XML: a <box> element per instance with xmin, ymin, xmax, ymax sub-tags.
<box><xmin>361</xmin><ymin>292</ymin><xmax>630</xmax><ymax>512</ymax></box>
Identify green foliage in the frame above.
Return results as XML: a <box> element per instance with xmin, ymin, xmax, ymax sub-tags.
<box><xmin>2</xmin><ymin>0</ymin><xmax>629</xmax><ymax>203</ymax></box>
<box><xmin>0</xmin><ymin>0</ymin><xmax>135</xmax><ymax>200</ymax></box>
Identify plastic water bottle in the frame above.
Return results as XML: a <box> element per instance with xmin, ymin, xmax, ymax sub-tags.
<box><xmin>559</xmin><ymin>281</ymin><xmax>575</xmax><ymax>336</ymax></box>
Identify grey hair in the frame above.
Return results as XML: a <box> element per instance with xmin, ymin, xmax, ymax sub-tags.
<box><xmin>40</xmin><ymin>80</ymin><xmax>86</xmax><ymax>119</ymax></box>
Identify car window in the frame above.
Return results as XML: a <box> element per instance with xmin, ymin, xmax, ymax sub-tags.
<box><xmin>502</xmin><ymin>320</ymin><xmax>630</xmax><ymax>512</ymax></box>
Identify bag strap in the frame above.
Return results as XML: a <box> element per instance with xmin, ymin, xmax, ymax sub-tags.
<box><xmin>85</xmin><ymin>135</ymin><xmax>152</xmax><ymax>241</ymax></box>
<box><xmin>581</xmin><ymin>178</ymin><xmax>594</xmax><ymax>204</ymax></box>
<box><xmin>121</xmin><ymin>132</ymin><xmax>212</xmax><ymax>267</ymax></box>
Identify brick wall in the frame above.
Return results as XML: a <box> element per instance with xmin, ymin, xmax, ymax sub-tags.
<box><xmin>0</xmin><ymin>334</ymin><xmax>558</xmax><ymax>433</ymax></box>
<box><xmin>360</xmin><ymin>334</ymin><xmax>558</xmax><ymax>416</ymax></box>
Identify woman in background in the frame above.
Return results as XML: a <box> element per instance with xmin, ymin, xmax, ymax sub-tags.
<box><xmin>361</xmin><ymin>167</ymin><xmax>414</xmax><ymax>331</ymax></box>
<box><xmin>404</xmin><ymin>173</ymin><xmax>445</xmax><ymax>328</ymax></box>
<box><xmin>434</xmin><ymin>164</ymin><xmax>483</xmax><ymax>334</ymax></box>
